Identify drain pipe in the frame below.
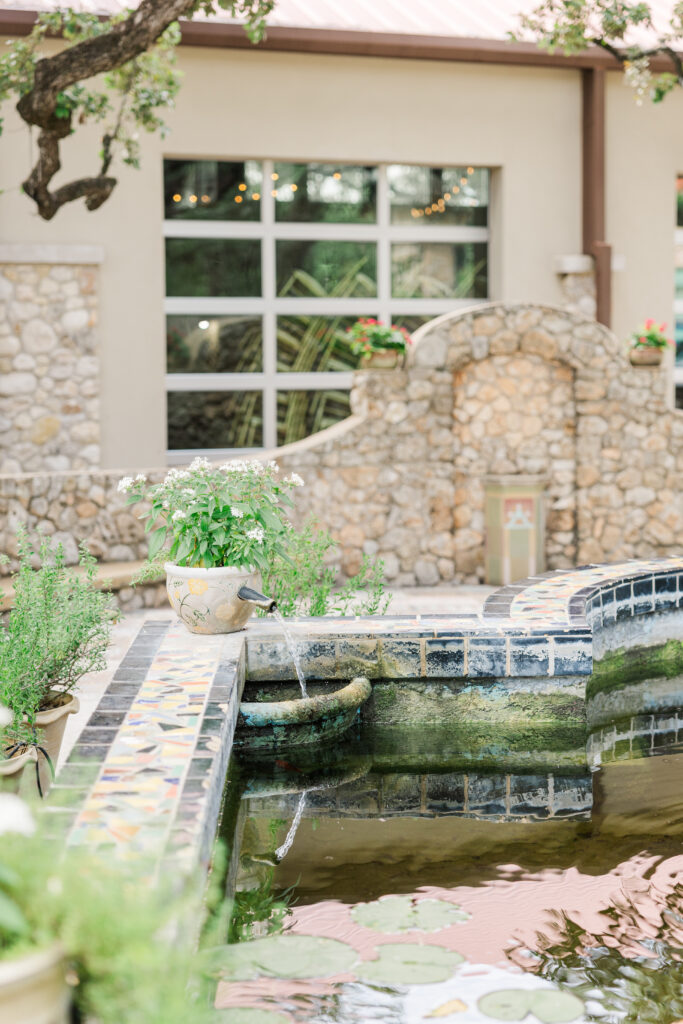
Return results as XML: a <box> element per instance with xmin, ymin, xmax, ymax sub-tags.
<box><xmin>582</xmin><ymin>67</ymin><xmax>612</xmax><ymax>328</ymax></box>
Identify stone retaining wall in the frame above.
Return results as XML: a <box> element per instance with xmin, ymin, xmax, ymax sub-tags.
<box><xmin>0</xmin><ymin>249</ymin><xmax>102</xmax><ymax>474</ymax></box>
<box><xmin>1</xmin><ymin>302</ymin><xmax>682</xmax><ymax>585</ymax></box>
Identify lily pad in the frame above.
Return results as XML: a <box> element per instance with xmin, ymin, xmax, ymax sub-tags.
<box><xmin>218</xmin><ymin>1011</ymin><xmax>290</xmax><ymax>1024</ymax></box>
<box><xmin>478</xmin><ymin>989</ymin><xmax>585</xmax><ymax>1023</ymax></box>
<box><xmin>351</xmin><ymin>895</ymin><xmax>470</xmax><ymax>933</ymax></box>
<box><xmin>204</xmin><ymin>934</ymin><xmax>357</xmax><ymax>981</ymax></box>
<box><xmin>355</xmin><ymin>943</ymin><xmax>464</xmax><ymax>985</ymax></box>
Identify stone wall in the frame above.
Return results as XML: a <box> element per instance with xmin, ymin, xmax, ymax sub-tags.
<box><xmin>1</xmin><ymin>302</ymin><xmax>682</xmax><ymax>587</ymax></box>
<box><xmin>0</xmin><ymin>248</ymin><xmax>101</xmax><ymax>474</ymax></box>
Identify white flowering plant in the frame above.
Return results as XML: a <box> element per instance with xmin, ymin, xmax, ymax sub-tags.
<box><xmin>120</xmin><ymin>457</ymin><xmax>304</xmax><ymax>572</ymax></box>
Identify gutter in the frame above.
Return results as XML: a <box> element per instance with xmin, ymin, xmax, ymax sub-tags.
<box><xmin>0</xmin><ymin>9</ymin><xmax>673</xmax><ymax>72</ymax></box>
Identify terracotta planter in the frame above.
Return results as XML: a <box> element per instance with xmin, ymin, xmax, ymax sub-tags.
<box><xmin>0</xmin><ymin>946</ymin><xmax>69</xmax><ymax>1024</ymax></box>
<box><xmin>629</xmin><ymin>346</ymin><xmax>663</xmax><ymax>366</ymax></box>
<box><xmin>360</xmin><ymin>349</ymin><xmax>404</xmax><ymax>370</ymax></box>
<box><xmin>22</xmin><ymin>694</ymin><xmax>80</xmax><ymax>796</ymax></box>
<box><xmin>0</xmin><ymin>747</ymin><xmax>38</xmax><ymax>793</ymax></box>
<box><xmin>165</xmin><ymin>563</ymin><xmax>263</xmax><ymax>634</ymax></box>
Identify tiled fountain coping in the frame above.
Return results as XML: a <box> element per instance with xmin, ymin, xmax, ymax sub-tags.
<box><xmin>42</xmin><ymin>557</ymin><xmax>683</xmax><ymax>870</ymax></box>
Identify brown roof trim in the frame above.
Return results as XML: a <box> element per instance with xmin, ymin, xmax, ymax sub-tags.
<box><xmin>0</xmin><ymin>9</ymin><xmax>674</xmax><ymax>72</ymax></box>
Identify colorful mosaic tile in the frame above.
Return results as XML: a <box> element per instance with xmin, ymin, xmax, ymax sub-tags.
<box><xmin>68</xmin><ymin>623</ymin><xmax>233</xmax><ymax>862</ymax></box>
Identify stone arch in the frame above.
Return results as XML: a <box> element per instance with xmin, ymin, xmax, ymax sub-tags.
<box><xmin>409</xmin><ymin>303</ymin><xmax>620</xmax><ymax>576</ymax></box>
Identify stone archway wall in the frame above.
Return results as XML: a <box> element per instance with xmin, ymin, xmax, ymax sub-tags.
<box><xmin>274</xmin><ymin>302</ymin><xmax>683</xmax><ymax>584</ymax></box>
<box><xmin>1</xmin><ymin>302</ymin><xmax>682</xmax><ymax>587</ymax></box>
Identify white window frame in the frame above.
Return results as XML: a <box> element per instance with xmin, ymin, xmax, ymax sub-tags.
<box><xmin>164</xmin><ymin>160</ymin><xmax>490</xmax><ymax>460</ymax></box>
<box><xmin>675</xmin><ymin>227</ymin><xmax>683</xmax><ymax>388</ymax></box>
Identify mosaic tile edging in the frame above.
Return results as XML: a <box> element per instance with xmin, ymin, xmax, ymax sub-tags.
<box><xmin>43</xmin><ymin>620</ymin><xmax>247</xmax><ymax>877</ymax></box>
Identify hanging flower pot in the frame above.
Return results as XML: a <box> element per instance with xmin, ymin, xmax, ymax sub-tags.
<box><xmin>629</xmin><ymin>346</ymin><xmax>663</xmax><ymax>366</ymax></box>
<box><xmin>627</xmin><ymin>320</ymin><xmax>672</xmax><ymax>366</ymax></box>
<box><xmin>360</xmin><ymin>349</ymin><xmax>404</xmax><ymax>370</ymax></box>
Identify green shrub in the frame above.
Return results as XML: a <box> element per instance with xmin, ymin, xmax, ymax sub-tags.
<box><xmin>262</xmin><ymin>518</ymin><xmax>391</xmax><ymax>618</ymax></box>
<box><xmin>0</xmin><ymin>530</ymin><xmax>115</xmax><ymax>747</ymax></box>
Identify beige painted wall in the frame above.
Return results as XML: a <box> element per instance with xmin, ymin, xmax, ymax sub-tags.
<box><xmin>1</xmin><ymin>46</ymin><xmax>582</xmax><ymax>468</ymax></box>
<box><xmin>606</xmin><ymin>75</ymin><xmax>683</xmax><ymax>350</ymax></box>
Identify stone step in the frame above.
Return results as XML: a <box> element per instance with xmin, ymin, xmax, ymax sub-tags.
<box><xmin>0</xmin><ymin>560</ymin><xmax>165</xmax><ymax>611</ymax></box>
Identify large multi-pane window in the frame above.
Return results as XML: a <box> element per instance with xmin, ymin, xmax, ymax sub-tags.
<box><xmin>164</xmin><ymin>159</ymin><xmax>490</xmax><ymax>457</ymax></box>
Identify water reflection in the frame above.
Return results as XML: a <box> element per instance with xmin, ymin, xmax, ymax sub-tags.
<box><xmin>214</xmin><ymin>698</ymin><xmax>683</xmax><ymax>1023</ymax></box>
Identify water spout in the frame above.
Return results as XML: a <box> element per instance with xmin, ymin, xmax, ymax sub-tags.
<box><xmin>236</xmin><ymin>585</ymin><xmax>277</xmax><ymax>613</ymax></box>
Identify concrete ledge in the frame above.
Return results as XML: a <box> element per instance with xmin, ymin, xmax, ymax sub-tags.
<box><xmin>0</xmin><ymin>560</ymin><xmax>163</xmax><ymax>611</ymax></box>
<box><xmin>0</xmin><ymin>243</ymin><xmax>105</xmax><ymax>265</ymax></box>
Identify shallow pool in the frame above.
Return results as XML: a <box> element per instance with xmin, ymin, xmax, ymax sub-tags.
<box><xmin>208</xmin><ymin>705</ymin><xmax>683</xmax><ymax>1024</ymax></box>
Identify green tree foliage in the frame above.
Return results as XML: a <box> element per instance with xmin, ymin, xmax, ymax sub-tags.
<box><xmin>0</xmin><ymin>1</ymin><xmax>275</xmax><ymax>218</ymax></box>
<box><xmin>515</xmin><ymin>1</ymin><xmax>683</xmax><ymax>103</ymax></box>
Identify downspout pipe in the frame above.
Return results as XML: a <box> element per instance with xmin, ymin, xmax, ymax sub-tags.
<box><xmin>582</xmin><ymin>67</ymin><xmax>612</xmax><ymax>328</ymax></box>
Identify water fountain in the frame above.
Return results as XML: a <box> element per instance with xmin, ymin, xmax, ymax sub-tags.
<box><xmin>235</xmin><ymin>585</ymin><xmax>372</xmax><ymax>750</ymax></box>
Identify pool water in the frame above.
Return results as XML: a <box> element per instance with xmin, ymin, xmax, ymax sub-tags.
<box><xmin>208</xmin><ymin>709</ymin><xmax>683</xmax><ymax>1024</ymax></box>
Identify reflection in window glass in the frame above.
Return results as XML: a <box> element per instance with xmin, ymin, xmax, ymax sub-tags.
<box><xmin>274</xmin><ymin>163</ymin><xmax>376</xmax><ymax>223</ymax></box>
<box><xmin>166</xmin><ymin>315</ymin><xmax>262</xmax><ymax>373</ymax></box>
<box><xmin>277</xmin><ymin>389</ymin><xmax>351</xmax><ymax>446</ymax></box>
<box><xmin>165</xmin><ymin>239</ymin><xmax>261</xmax><ymax>297</ymax></box>
<box><xmin>276</xmin><ymin>240</ymin><xmax>377</xmax><ymax>297</ymax></box>
<box><xmin>389</xmin><ymin>314</ymin><xmax>438</xmax><ymax>336</ymax></box>
<box><xmin>388</xmin><ymin>165</ymin><xmax>488</xmax><ymax>226</ymax></box>
<box><xmin>167</xmin><ymin>391</ymin><xmax>263</xmax><ymax>449</ymax></box>
<box><xmin>277</xmin><ymin>315</ymin><xmax>360</xmax><ymax>371</ymax></box>
<box><xmin>164</xmin><ymin>160</ymin><xmax>261</xmax><ymax>221</ymax></box>
<box><xmin>676</xmin><ymin>318</ymin><xmax>683</xmax><ymax>365</ymax></box>
<box><xmin>391</xmin><ymin>242</ymin><xmax>487</xmax><ymax>299</ymax></box>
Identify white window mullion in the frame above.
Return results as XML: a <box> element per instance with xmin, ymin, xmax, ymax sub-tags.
<box><xmin>377</xmin><ymin>165</ymin><xmax>392</xmax><ymax>326</ymax></box>
<box><xmin>262</xmin><ymin>160</ymin><xmax>278</xmax><ymax>450</ymax></box>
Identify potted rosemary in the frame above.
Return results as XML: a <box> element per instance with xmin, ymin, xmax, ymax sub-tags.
<box><xmin>123</xmin><ymin>458</ymin><xmax>304</xmax><ymax>634</ymax></box>
<box><xmin>0</xmin><ymin>531</ymin><xmax>114</xmax><ymax>794</ymax></box>
<box><xmin>628</xmin><ymin>319</ymin><xmax>673</xmax><ymax>366</ymax></box>
<box><xmin>346</xmin><ymin>318</ymin><xmax>412</xmax><ymax>369</ymax></box>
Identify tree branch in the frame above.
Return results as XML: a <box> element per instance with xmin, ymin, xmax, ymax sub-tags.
<box><xmin>16</xmin><ymin>0</ymin><xmax>197</xmax><ymax>219</ymax></box>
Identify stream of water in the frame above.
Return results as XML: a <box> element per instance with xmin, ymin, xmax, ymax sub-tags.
<box><xmin>272</xmin><ymin>609</ymin><xmax>308</xmax><ymax>698</ymax></box>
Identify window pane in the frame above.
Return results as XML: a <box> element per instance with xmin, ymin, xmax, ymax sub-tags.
<box><xmin>165</xmin><ymin>239</ymin><xmax>261</xmax><ymax>297</ymax></box>
<box><xmin>167</xmin><ymin>391</ymin><xmax>263</xmax><ymax>449</ymax></box>
<box><xmin>274</xmin><ymin>163</ymin><xmax>376</xmax><ymax>223</ymax></box>
<box><xmin>164</xmin><ymin>159</ymin><xmax>261</xmax><ymax>221</ymax></box>
<box><xmin>277</xmin><ymin>390</ymin><xmax>351</xmax><ymax>446</ymax></box>
<box><xmin>276</xmin><ymin>240</ymin><xmax>376</xmax><ymax>297</ymax></box>
<box><xmin>676</xmin><ymin>318</ymin><xmax>683</xmax><ymax>365</ymax></box>
<box><xmin>390</xmin><ymin>314</ymin><xmax>438</xmax><ymax>335</ymax></box>
<box><xmin>392</xmin><ymin>242</ymin><xmax>487</xmax><ymax>299</ymax></box>
<box><xmin>167</xmin><ymin>315</ymin><xmax>262</xmax><ymax>373</ymax></box>
<box><xmin>388</xmin><ymin>165</ymin><xmax>488</xmax><ymax>226</ymax></box>
<box><xmin>277</xmin><ymin>314</ymin><xmax>362</xmax><ymax>371</ymax></box>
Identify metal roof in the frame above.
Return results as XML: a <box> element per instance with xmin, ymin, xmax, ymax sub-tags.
<box><xmin>0</xmin><ymin>0</ymin><xmax>676</xmax><ymax>43</ymax></box>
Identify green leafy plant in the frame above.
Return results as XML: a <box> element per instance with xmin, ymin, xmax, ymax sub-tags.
<box><xmin>0</xmin><ymin>530</ymin><xmax>115</xmax><ymax>748</ymax></box>
<box><xmin>630</xmin><ymin>318</ymin><xmax>673</xmax><ymax>350</ymax></box>
<box><xmin>123</xmin><ymin>457</ymin><xmax>304</xmax><ymax>572</ymax></box>
<box><xmin>515</xmin><ymin>1</ymin><xmax>683</xmax><ymax>106</ymax></box>
<box><xmin>0</xmin><ymin>1</ymin><xmax>275</xmax><ymax>220</ymax></box>
<box><xmin>261</xmin><ymin>518</ymin><xmax>391</xmax><ymax>618</ymax></box>
<box><xmin>0</xmin><ymin>830</ymin><xmax>223</xmax><ymax>1024</ymax></box>
<box><xmin>345</xmin><ymin>318</ymin><xmax>413</xmax><ymax>357</ymax></box>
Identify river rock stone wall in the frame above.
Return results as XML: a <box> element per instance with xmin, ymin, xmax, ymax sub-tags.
<box><xmin>0</xmin><ymin>261</ymin><xmax>100</xmax><ymax>473</ymax></box>
<box><xmin>1</xmin><ymin>302</ymin><xmax>682</xmax><ymax>587</ymax></box>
